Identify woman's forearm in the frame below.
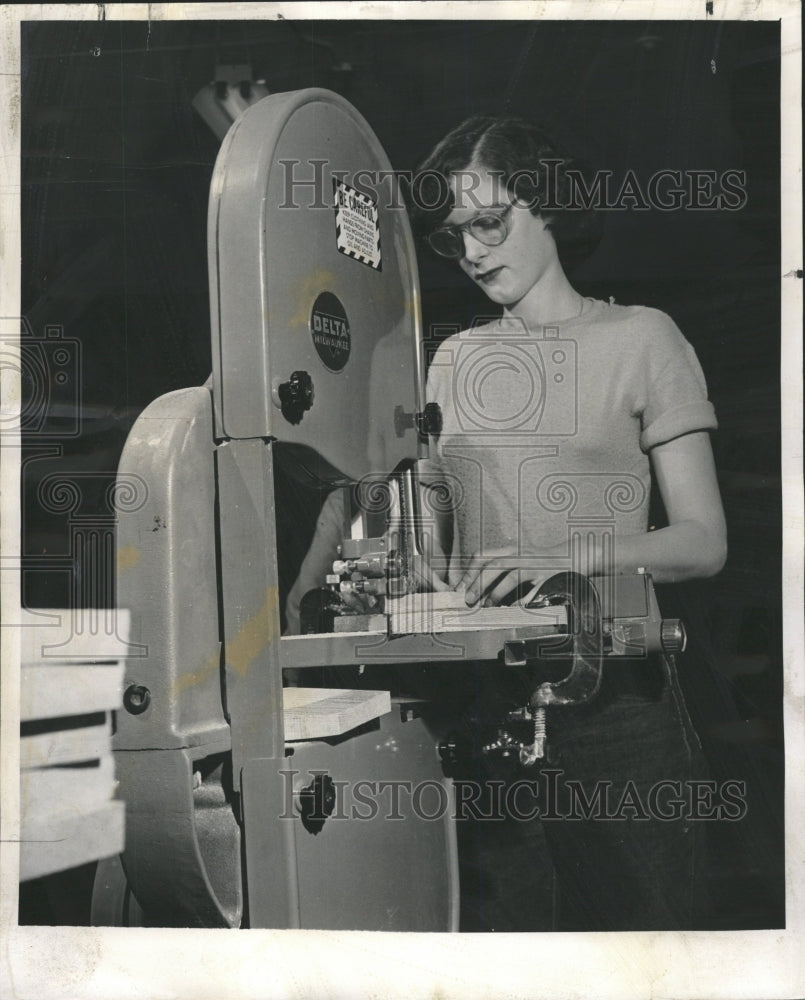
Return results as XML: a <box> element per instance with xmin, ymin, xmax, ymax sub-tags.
<box><xmin>549</xmin><ymin>518</ymin><xmax>727</xmax><ymax>585</ymax></box>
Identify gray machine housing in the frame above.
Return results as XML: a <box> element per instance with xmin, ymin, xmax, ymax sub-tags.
<box><xmin>103</xmin><ymin>90</ymin><xmax>456</xmax><ymax>929</ymax></box>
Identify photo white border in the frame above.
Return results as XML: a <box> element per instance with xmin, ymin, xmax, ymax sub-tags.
<box><xmin>1</xmin><ymin>3</ymin><xmax>802</xmax><ymax>998</ymax></box>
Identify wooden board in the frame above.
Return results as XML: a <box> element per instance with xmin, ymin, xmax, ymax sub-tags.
<box><xmin>20</xmin><ymin>718</ymin><xmax>112</xmax><ymax>768</ymax></box>
<box><xmin>283</xmin><ymin>687</ymin><xmax>391</xmax><ymax>741</ymax></box>
<box><xmin>386</xmin><ymin>590</ymin><xmax>565</xmax><ymax>635</ymax></box>
<box><xmin>19</xmin><ymin>800</ymin><xmax>125</xmax><ymax>882</ymax></box>
<box><xmin>20</xmin><ymin>664</ymin><xmax>125</xmax><ymax>721</ymax></box>
<box><xmin>17</xmin><ymin>609</ymin><xmax>128</xmax><ymax>880</ymax></box>
<box><xmin>21</xmin><ymin>756</ymin><xmax>117</xmax><ymax>820</ymax></box>
<box><xmin>19</xmin><ymin>608</ymin><xmax>131</xmax><ymax>664</ymax></box>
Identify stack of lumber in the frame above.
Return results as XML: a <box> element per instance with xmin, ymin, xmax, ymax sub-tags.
<box><xmin>19</xmin><ymin>609</ymin><xmax>128</xmax><ymax>881</ymax></box>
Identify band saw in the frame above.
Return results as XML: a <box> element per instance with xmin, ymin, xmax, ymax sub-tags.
<box><xmin>91</xmin><ymin>89</ymin><xmax>686</xmax><ymax>930</ymax></box>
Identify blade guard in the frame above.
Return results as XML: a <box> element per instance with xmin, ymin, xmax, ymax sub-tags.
<box><xmin>530</xmin><ymin>572</ymin><xmax>604</xmax><ymax>709</ymax></box>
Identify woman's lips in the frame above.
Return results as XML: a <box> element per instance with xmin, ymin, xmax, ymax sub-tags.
<box><xmin>475</xmin><ymin>266</ymin><xmax>503</xmax><ymax>283</ymax></box>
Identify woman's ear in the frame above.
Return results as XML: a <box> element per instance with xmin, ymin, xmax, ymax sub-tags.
<box><xmin>520</xmin><ymin>206</ymin><xmax>553</xmax><ymax>234</ymax></box>
<box><xmin>537</xmin><ymin>210</ymin><xmax>557</xmax><ymax>232</ymax></box>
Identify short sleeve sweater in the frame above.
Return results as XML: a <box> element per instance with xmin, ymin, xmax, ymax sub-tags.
<box><xmin>425</xmin><ymin>298</ymin><xmax>717</xmax><ymax>560</ymax></box>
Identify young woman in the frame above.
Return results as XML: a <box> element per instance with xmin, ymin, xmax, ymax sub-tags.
<box><xmin>411</xmin><ymin>117</ymin><xmax>727</xmax><ymax>930</ymax></box>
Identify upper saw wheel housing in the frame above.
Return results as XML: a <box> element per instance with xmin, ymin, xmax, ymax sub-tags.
<box><xmin>209</xmin><ymin>88</ymin><xmax>423</xmax><ymax>479</ymax></box>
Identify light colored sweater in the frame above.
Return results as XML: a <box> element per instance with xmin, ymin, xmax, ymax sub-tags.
<box><xmin>425</xmin><ymin>298</ymin><xmax>717</xmax><ymax>565</ymax></box>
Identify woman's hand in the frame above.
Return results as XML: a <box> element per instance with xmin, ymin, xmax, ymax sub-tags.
<box><xmin>456</xmin><ymin>548</ymin><xmax>554</xmax><ymax>606</ymax></box>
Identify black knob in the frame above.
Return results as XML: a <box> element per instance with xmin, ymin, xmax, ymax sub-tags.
<box><xmin>278</xmin><ymin>370</ymin><xmax>314</xmax><ymax>424</ymax></box>
<box><xmin>417</xmin><ymin>402</ymin><xmax>443</xmax><ymax>439</ymax></box>
<box><xmin>297</xmin><ymin>773</ymin><xmax>336</xmax><ymax>834</ymax></box>
<box><xmin>437</xmin><ymin>731</ymin><xmax>476</xmax><ymax>779</ymax></box>
<box><xmin>123</xmin><ymin>683</ymin><xmax>151</xmax><ymax>715</ymax></box>
<box><xmin>661</xmin><ymin>618</ymin><xmax>687</xmax><ymax>654</ymax></box>
<box><xmin>299</xmin><ymin>587</ymin><xmax>343</xmax><ymax>634</ymax></box>
<box><xmin>393</xmin><ymin>403</ymin><xmax>443</xmax><ymax>440</ymax></box>
<box><xmin>437</xmin><ymin>736</ymin><xmax>460</xmax><ymax>769</ymax></box>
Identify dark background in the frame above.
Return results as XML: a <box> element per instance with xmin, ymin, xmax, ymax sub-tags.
<box><xmin>19</xmin><ymin>17</ymin><xmax>783</xmax><ymax>929</ymax></box>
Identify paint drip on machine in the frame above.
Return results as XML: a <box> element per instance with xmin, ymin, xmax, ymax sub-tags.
<box><xmin>310</xmin><ymin>292</ymin><xmax>351</xmax><ymax>372</ymax></box>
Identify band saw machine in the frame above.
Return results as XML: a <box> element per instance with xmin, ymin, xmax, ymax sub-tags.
<box><xmin>91</xmin><ymin>89</ymin><xmax>686</xmax><ymax>930</ymax></box>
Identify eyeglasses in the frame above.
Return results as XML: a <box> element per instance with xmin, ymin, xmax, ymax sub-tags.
<box><xmin>425</xmin><ymin>205</ymin><xmax>513</xmax><ymax>259</ymax></box>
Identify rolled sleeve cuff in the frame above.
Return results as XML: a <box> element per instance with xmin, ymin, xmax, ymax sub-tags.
<box><xmin>640</xmin><ymin>400</ymin><xmax>718</xmax><ymax>452</ymax></box>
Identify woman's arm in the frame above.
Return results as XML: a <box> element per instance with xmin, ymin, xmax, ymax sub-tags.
<box><xmin>459</xmin><ymin>431</ymin><xmax>727</xmax><ymax>605</ymax></box>
<box><xmin>635</xmin><ymin>429</ymin><xmax>727</xmax><ymax>579</ymax></box>
<box><xmin>284</xmin><ymin>489</ymin><xmax>348</xmax><ymax>635</ymax></box>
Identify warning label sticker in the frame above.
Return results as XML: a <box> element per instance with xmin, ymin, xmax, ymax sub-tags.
<box><xmin>333</xmin><ymin>178</ymin><xmax>382</xmax><ymax>271</ymax></box>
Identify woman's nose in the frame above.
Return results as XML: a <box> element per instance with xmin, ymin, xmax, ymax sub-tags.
<box><xmin>461</xmin><ymin>231</ymin><xmax>488</xmax><ymax>263</ymax></box>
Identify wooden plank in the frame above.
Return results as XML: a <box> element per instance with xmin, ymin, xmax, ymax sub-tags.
<box><xmin>21</xmin><ymin>718</ymin><xmax>112</xmax><ymax>768</ymax></box>
<box><xmin>280</xmin><ymin>623</ymin><xmax>564</xmax><ymax>669</ymax></box>
<box><xmin>19</xmin><ymin>608</ymin><xmax>131</xmax><ymax>664</ymax></box>
<box><xmin>20</xmin><ymin>664</ymin><xmax>124</xmax><ymax>721</ymax></box>
<box><xmin>21</xmin><ymin>756</ymin><xmax>117</xmax><ymax>821</ymax></box>
<box><xmin>283</xmin><ymin>688</ymin><xmax>391</xmax><ymax>741</ymax></box>
<box><xmin>387</xmin><ymin>590</ymin><xmax>564</xmax><ymax>635</ymax></box>
<box><xmin>333</xmin><ymin>613</ymin><xmax>386</xmax><ymax>633</ymax></box>
<box><xmin>19</xmin><ymin>801</ymin><xmax>125</xmax><ymax>882</ymax></box>
<box><xmin>17</xmin><ymin>609</ymin><xmax>128</xmax><ymax>879</ymax></box>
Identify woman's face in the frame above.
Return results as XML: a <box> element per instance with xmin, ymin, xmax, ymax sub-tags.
<box><xmin>445</xmin><ymin>167</ymin><xmax>560</xmax><ymax>309</ymax></box>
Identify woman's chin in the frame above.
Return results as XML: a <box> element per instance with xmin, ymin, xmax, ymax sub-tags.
<box><xmin>475</xmin><ymin>283</ymin><xmax>513</xmax><ymax>306</ymax></box>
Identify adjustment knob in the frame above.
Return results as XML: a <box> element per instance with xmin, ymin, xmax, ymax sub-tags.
<box><xmin>277</xmin><ymin>370</ymin><xmax>314</xmax><ymax>424</ymax></box>
<box><xmin>437</xmin><ymin>731</ymin><xmax>474</xmax><ymax>778</ymax></box>
<box><xmin>481</xmin><ymin>728</ymin><xmax>522</xmax><ymax>761</ymax></box>
<box><xmin>417</xmin><ymin>402</ymin><xmax>443</xmax><ymax>438</ymax></box>
<box><xmin>296</xmin><ymin>773</ymin><xmax>336</xmax><ymax>834</ymax></box>
<box><xmin>123</xmin><ymin>683</ymin><xmax>151</xmax><ymax>715</ymax></box>
<box><xmin>660</xmin><ymin>618</ymin><xmax>687</xmax><ymax>654</ymax></box>
<box><xmin>393</xmin><ymin>402</ymin><xmax>443</xmax><ymax>440</ymax></box>
<box><xmin>437</xmin><ymin>736</ymin><xmax>460</xmax><ymax>768</ymax></box>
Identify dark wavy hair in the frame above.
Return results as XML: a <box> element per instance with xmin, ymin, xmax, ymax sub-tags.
<box><xmin>408</xmin><ymin>116</ymin><xmax>603</xmax><ymax>271</ymax></box>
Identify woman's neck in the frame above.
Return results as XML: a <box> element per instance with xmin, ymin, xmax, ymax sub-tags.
<box><xmin>502</xmin><ymin>267</ymin><xmax>583</xmax><ymax>327</ymax></box>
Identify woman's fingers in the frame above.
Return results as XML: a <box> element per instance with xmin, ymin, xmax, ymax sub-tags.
<box><xmin>457</xmin><ymin>549</ymin><xmax>502</xmax><ymax>599</ymax></box>
<box><xmin>341</xmin><ymin>591</ymin><xmax>377</xmax><ymax>614</ymax></box>
<box><xmin>458</xmin><ymin>548</ymin><xmax>516</xmax><ymax>604</ymax></box>
<box><xmin>457</xmin><ymin>555</ymin><xmax>485</xmax><ymax>601</ymax></box>
<box><xmin>458</xmin><ymin>553</ymin><xmax>549</xmax><ymax>606</ymax></box>
<box><xmin>482</xmin><ymin>572</ymin><xmax>527</xmax><ymax>607</ymax></box>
